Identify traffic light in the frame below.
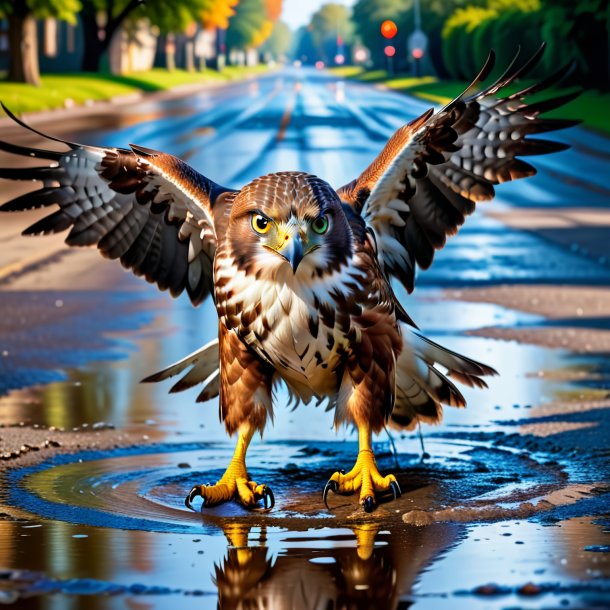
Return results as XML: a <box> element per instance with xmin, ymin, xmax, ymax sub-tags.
<box><xmin>381</xmin><ymin>20</ymin><xmax>397</xmax><ymax>40</ymax></box>
<box><xmin>381</xmin><ymin>20</ymin><xmax>398</xmax><ymax>75</ymax></box>
<box><xmin>412</xmin><ymin>48</ymin><xmax>424</xmax><ymax>60</ymax></box>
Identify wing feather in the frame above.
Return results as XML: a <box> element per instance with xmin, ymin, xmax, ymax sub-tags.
<box><xmin>0</xmin><ymin>104</ymin><xmax>234</xmax><ymax>305</ymax></box>
<box><xmin>336</xmin><ymin>45</ymin><xmax>578</xmax><ymax>293</ymax></box>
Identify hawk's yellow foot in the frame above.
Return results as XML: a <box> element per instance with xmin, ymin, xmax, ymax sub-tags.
<box><xmin>185</xmin><ymin>424</ymin><xmax>274</xmax><ymax>511</ymax></box>
<box><xmin>185</xmin><ymin>469</ymin><xmax>274</xmax><ymax>510</ymax></box>
<box><xmin>324</xmin><ymin>426</ymin><xmax>401</xmax><ymax>513</ymax></box>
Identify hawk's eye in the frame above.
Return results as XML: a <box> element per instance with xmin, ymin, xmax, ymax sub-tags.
<box><xmin>251</xmin><ymin>214</ymin><xmax>271</xmax><ymax>235</ymax></box>
<box><xmin>312</xmin><ymin>214</ymin><xmax>329</xmax><ymax>235</ymax></box>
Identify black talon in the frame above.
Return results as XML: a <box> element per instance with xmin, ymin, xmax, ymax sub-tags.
<box><xmin>375</xmin><ymin>481</ymin><xmax>402</xmax><ymax>504</ymax></box>
<box><xmin>362</xmin><ymin>496</ymin><xmax>376</xmax><ymax>513</ymax></box>
<box><xmin>323</xmin><ymin>480</ymin><xmax>338</xmax><ymax>509</ymax></box>
<box><xmin>185</xmin><ymin>485</ymin><xmax>203</xmax><ymax>511</ymax></box>
<box><xmin>262</xmin><ymin>486</ymin><xmax>275</xmax><ymax>510</ymax></box>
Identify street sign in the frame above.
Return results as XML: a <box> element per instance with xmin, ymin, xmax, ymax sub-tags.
<box><xmin>408</xmin><ymin>29</ymin><xmax>428</xmax><ymax>56</ymax></box>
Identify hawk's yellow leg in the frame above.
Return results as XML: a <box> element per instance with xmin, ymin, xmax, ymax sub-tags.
<box><xmin>324</xmin><ymin>424</ymin><xmax>401</xmax><ymax>512</ymax></box>
<box><xmin>185</xmin><ymin>423</ymin><xmax>274</xmax><ymax>510</ymax></box>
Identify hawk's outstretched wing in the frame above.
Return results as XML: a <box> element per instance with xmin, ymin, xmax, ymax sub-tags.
<box><xmin>337</xmin><ymin>45</ymin><xmax>579</xmax><ymax>293</ymax></box>
<box><xmin>0</xmin><ymin>105</ymin><xmax>234</xmax><ymax>305</ymax></box>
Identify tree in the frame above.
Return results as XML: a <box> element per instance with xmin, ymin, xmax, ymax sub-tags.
<box><xmin>442</xmin><ymin>5</ymin><xmax>497</xmax><ymax>79</ymax></box>
<box><xmin>264</xmin><ymin>0</ymin><xmax>281</xmax><ymax>22</ymax></box>
<box><xmin>201</xmin><ymin>0</ymin><xmax>239</xmax><ymax>29</ymax></box>
<box><xmin>79</xmin><ymin>0</ymin><xmax>215</xmax><ymax>72</ymax></box>
<box><xmin>226</xmin><ymin>0</ymin><xmax>281</xmax><ymax>52</ymax></box>
<box><xmin>351</xmin><ymin>1</ymin><xmax>492</xmax><ymax>73</ymax></box>
<box><xmin>352</xmin><ymin>0</ymin><xmax>406</xmax><ymax>69</ymax></box>
<box><xmin>309</xmin><ymin>3</ymin><xmax>353</xmax><ymax>64</ymax></box>
<box><xmin>261</xmin><ymin>20</ymin><xmax>291</xmax><ymax>60</ymax></box>
<box><xmin>0</xmin><ymin>0</ymin><xmax>80</xmax><ymax>85</ymax></box>
<box><xmin>538</xmin><ymin>0</ymin><xmax>609</xmax><ymax>90</ymax></box>
<box><xmin>439</xmin><ymin>0</ymin><xmax>609</xmax><ymax>89</ymax></box>
<box><xmin>292</xmin><ymin>25</ymin><xmax>317</xmax><ymax>64</ymax></box>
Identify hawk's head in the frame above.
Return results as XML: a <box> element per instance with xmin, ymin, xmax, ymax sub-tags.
<box><xmin>227</xmin><ymin>172</ymin><xmax>353</xmax><ymax>277</ymax></box>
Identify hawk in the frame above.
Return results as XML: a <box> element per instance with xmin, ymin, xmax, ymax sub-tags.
<box><xmin>0</xmin><ymin>47</ymin><xmax>577</xmax><ymax>512</ymax></box>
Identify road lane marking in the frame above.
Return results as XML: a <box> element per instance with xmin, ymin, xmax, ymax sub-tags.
<box><xmin>276</xmin><ymin>82</ymin><xmax>301</xmax><ymax>142</ymax></box>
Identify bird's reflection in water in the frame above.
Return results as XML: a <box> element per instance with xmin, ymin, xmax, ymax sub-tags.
<box><xmin>212</xmin><ymin>520</ymin><xmax>459</xmax><ymax>610</ymax></box>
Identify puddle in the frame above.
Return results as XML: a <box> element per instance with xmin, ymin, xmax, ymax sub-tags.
<box><xmin>0</xmin><ymin>290</ymin><xmax>159</xmax><ymax>397</ymax></box>
<box><xmin>0</xmin><ymin>288</ymin><xmax>608</xmax><ymax>608</ymax></box>
<box><xmin>3</xmin><ymin>437</ymin><xmax>569</xmax><ymax>531</ymax></box>
<box><xmin>0</xmin><ymin>289</ymin><xmax>598</xmax><ymax>439</ymax></box>
<box><xmin>414</xmin><ymin>518</ymin><xmax>610</xmax><ymax>609</ymax></box>
<box><xmin>0</xmin><ymin>286</ymin><xmax>608</xmax><ymax>606</ymax></box>
<box><xmin>0</xmin><ymin>514</ymin><xmax>607</xmax><ymax>608</ymax></box>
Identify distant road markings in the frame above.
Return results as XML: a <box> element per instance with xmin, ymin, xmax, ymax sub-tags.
<box><xmin>277</xmin><ymin>81</ymin><xmax>301</xmax><ymax>142</ymax></box>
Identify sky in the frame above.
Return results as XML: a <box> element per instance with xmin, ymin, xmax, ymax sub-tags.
<box><xmin>281</xmin><ymin>0</ymin><xmax>355</xmax><ymax>31</ymax></box>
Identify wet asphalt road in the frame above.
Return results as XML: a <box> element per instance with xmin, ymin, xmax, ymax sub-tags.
<box><xmin>0</xmin><ymin>68</ymin><xmax>609</xmax><ymax>608</ymax></box>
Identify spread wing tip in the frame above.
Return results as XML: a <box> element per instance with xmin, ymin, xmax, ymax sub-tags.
<box><xmin>129</xmin><ymin>143</ymin><xmax>160</xmax><ymax>157</ymax></box>
<box><xmin>0</xmin><ymin>101</ymin><xmax>78</xmax><ymax>148</ymax></box>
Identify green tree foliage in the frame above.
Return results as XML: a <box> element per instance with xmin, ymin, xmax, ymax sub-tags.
<box><xmin>292</xmin><ymin>25</ymin><xmax>317</xmax><ymax>64</ymax></box>
<box><xmin>226</xmin><ymin>0</ymin><xmax>270</xmax><ymax>51</ymax></box>
<box><xmin>538</xmin><ymin>0</ymin><xmax>608</xmax><ymax>89</ymax></box>
<box><xmin>80</xmin><ymin>0</ymin><xmax>215</xmax><ymax>71</ymax></box>
<box><xmin>141</xmin><ymin>0</ymin><xmax>215</xmax><ymax>34</ymax></box>
<box><xmin>442</xmin><ymin>6</ymin><xmax>497</xmax><ymax>79</ymax></box>
<box><xmin>261</xmin><ymin>20</ymin><xmax>292</xmax><ymax>60</ymax></box>
<box><xmin>0</xmin><ymin>0</ymin><xmax>81</xmax><ymax>84</ymax></box>
<box><xmin>309</xmin><ymin>3</ymin><xmax>354</xmax><ymax>63</ymax></box>
<box><xmin>350</xmin><ymin>0</ymin><xmax>474</xmax><ymax>74</ymax></box>
<box><xmin>352</xmin><ymin>0</ymin><xmax>405</xmax><ymax>69</ymax></box>
<box><xmin>0</xmin><ymin>0</ymin><xmax>82</xmax><ymax>20</ymax></box>
<box><xmin>442</xmin><ymin>0</ymin><xmax>609</xmax><ymax>89</ymax></box>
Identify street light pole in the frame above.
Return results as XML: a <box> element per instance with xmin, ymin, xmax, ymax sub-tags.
<box><xmin>409</xmin><ymin>0</ymin><xmax>427</xmax><ymax>77</ymax></box>
<box><xmin>335</xmin><ymin>1</ymin><xmax>345</xmax><ymax>65</ymax></box>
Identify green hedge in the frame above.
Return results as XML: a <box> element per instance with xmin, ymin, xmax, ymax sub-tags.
<box><xmin>441</xmin><ymin>1</ymin><xmax>609</xmax><ymax>90</ymax></box>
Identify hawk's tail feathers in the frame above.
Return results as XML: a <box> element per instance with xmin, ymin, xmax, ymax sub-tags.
<box><xmin>390</xmin><ymin>327</ymin><xmax>497</xmax><ymax>430</ymax></box>
<box><xmin>141</xmin><ymin>338</ymin><xmax>220</xmax><ymax>403</ymax></box>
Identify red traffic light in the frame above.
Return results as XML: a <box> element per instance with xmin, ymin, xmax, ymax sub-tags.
<box><xmin>381</xmin><ymin>20</ymin><xmax>397</xmax><ymax>39</ymax></box>
<box><xmin>412</xmin><ymin>47</ymin><xmax>424</xmax><ymax>60</ymax></box>
<box><xmin>384</xmin><ymin>45</ymin><xmax>396</xmax><ymax>58</ymax></box>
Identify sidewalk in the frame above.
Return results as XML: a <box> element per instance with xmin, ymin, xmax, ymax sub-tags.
<box><xmin>0</xmin><ymin>68</ymin><xmax>270</xmax><ymax>132</ymax></box>
<box><xmin>486</xmin><ymin>207</ymin><xmax>610</xmax><ymax>263</ymax></box>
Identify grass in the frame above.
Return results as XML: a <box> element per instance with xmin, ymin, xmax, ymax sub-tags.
<box><xmin>0</xmin><ymin>65</ymin><xmax>270</xmax><ymax>115</ymax></box>
<box><xmin>328</xmin><ymin>66</ymin><xmax>610</xmax><ymax>135</ymax></box>
<box><xmin>326</xmin><ymin>66</ymin><xmax>364</xmax><ymax>79</ymax></box>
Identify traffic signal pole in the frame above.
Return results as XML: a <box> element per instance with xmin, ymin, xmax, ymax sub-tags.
<box><xmin>381</xmin><ymin>20</ymin><xmax>398</xmax><ymax>76</ymax></box>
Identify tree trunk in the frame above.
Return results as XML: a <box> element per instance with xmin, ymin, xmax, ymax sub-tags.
<box><xmin>80</xmin><ymin>0</ymin><xmax>144</xmax><ymax>72</ymax></box>
<box><xmin>8</xmin><ymin>13</ymin><xmax>41</xmax><ymax>86</ymax></box>
<box><xmin>165</xmin><ymin>34</ymin><xmax>176</xmax><ymax>71</ymax></box>
<box><xmin>80</xmin><ymin>7</ymin><xmax>106</xmax><ymax>72</ymax></box>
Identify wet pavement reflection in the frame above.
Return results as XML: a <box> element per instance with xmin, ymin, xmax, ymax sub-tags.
<box><xmin>0</xmin><ymin>68</ymin><xmax>609</xmax><ymax>608</ymax></box>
